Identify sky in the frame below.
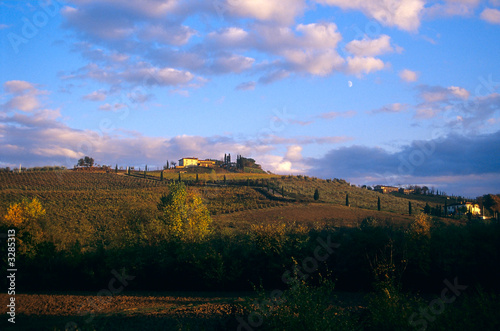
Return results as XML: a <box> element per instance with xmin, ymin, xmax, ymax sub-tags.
<box><xmin>0</xmin><ymin>0</ymin><xmax>499</xmax><ymax>197</ymax></box>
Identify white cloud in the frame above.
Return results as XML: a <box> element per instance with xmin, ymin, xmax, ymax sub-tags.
<box><xmin>345</xmin><ymin>35</ymin><xmax>395</xmax><ymax>57</ymax></box>
<box><xmin>211</xmin><ymin>54</ymin><xmax>255</xmax><ymax>74</ymax></box>
<box><xmin>225</xmin><ymin>0</ymin><xmax>306</xmax><ymax>24</ymax></box>
<box><xmin>425</xmin><ymin>0</ymin><xmax>481</xmax><ymax>18</ymax></box>
<box><xmin>449</xmin><ymin>86</ymin><xmax>470</xmax><ymax>99</ymax></box>
<box><xmin>2</xmin><ymin>81</ymin><xmax>45</xmax><ymax>112</ymax></box>
<box><xmin>399</xmin><ymin>69</ymin><xmax>419</xmax><ymax>82</ymax></box>
<box><xmin>481</xmin><ymin>8</ymin><xmax>500</xmax><ymax>24</ymax></box>
<box><xmin>372</xmin><ymin>103</ymin><xmax>408</xmax><ymax>114</ymax></box>
<box><xmin>285</xmin><ymin>145</ymin><xmax>303</xmax><ymax>161</ymax></box>
<box><xmin>318</xmin><ymin>110</ymin><xmax>357</xmax><ymax>119</ymax></box>
<box><xmin>236</xmin><ymin>81</ymin><xmax>256</xmax><ymax>91</ymax></box>
<box><xmin>138</xmin><ymin>24</ymin><xmax>197</xmax><ymax>45</ymax></box>
<box><xmin>3</xmin><ymin>80</ymin><xmax>35</xmax><ymax>93</ymax></box>
<box><xmin>347</xmin><ymin>56</ymin><xmax>386</xmax><ymax>75</ymax></box>
<box><xmin>208</xmin><ymin>27</ymin><xmax>249</xmax><ymax>46</ymax></box>
<box><xmin>83</xmin><ymin>90</ymin><xmax>107</xmax><ymax>101</ymax></box>
<box><xmin>317</xmin><ymin>0</ymin><xmax>425</xmax><ymax>31</ymax></box>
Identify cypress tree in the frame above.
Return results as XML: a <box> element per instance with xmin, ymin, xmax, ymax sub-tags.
<box><xmin>224</xmin><ymin>175</ymin><xmax>226</xmax><ymax>184</ymax></box>
<box><xmin>444</xmin><ymin>200</ymin><xmax>448</xmax><ymax>218</ymax></box>
<box><xmin>282</xmin><ymin>186</ymin><xmax>284</xmax><ymax>197</ymax></box>
<box><xmin>377</xmin><ymin>196</ymin><xmax>381</xmax><ymax>211</ymax></box>
<box><xmin>346</xmin><ymin>194</ymin><xmax>349</xmax><ymax>207</ymax></box>
<box><xmin>314</xmin><ymin>188</ymin><xmax>320</xmax><ymax>201</ymax></box>
<box><xmin>424</xmin><ymin>203</ymin><xmax>431</xmax><ymax>214</ymax></box>
<box><xmin>178</xmin><ymin>172</ymin><xmax>181</xmax><ymax>183</ymax></box>
<box><xmin>409</xmin><ymin>201</ymin><xmax>412</xmax><ymax>215</ymax></box>
<box><xmin>196</xmin><ymin>173</ymin><xmax>199</xmax><ymax>183</ymax></box>
<box><xmin>115</xmin><ymin>164</ymin><xmax>118</xmax><ymax>173</ymax></box>
<box><xmin>160</xmin><ymin>171</ymin><xmax>163</xmax><ymax>181</ymax></box>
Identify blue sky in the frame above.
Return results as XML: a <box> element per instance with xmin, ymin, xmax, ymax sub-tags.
<box><xmin>1</xmin><ymin>0</ymin><xmax>499</xmax><ymax>197</ymax></box>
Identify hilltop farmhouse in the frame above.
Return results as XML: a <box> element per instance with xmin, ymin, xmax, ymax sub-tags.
<box><xmin>177</xmin><ymin>157</ymin><xmax>217</xmax><ymax>168</ymax></box>
<box><xmin>446</xmin><ymin>202</ymin><xmax>481</xmax><ymax>216</ymax></box>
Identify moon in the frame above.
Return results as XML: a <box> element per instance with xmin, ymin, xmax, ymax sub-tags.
<box><xmin>348</xmin><ymin>81</ymin><xmax>353</xmax><ymax>88</ymax></box>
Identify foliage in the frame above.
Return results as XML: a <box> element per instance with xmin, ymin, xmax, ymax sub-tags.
<box><xmin>77</xmin><ymin>156</ymin><xmax>94</xmax><ymax>167</ymax></box>
<box><xmin>1</xmin><ymin>198</ymin><xmax>46</xmax><ymax>256</ymax></box>
<box><xmin>314</xmin><ymin>188</ymin><xmax>320</xmax><ymax>201</ymax></box>
<box><xmin>251</xmin><ymin>270</ymin><xmax>356</xmax><ymax>331</ymax></box>
<box><xmin>157</xmin><ymin>183</ymin><xmax>212</xmax><ymax>242</ymax></box>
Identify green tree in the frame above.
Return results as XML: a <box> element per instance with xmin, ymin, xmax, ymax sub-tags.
<box><xmin>157</xmin><ymin>183</ymin><xmax>212</xmax><ymax>242</ymax></box>
<box><xmin>77</xmin><ymin>156</ymin><xmax>94</xmax><ymax>167</ymax></box>
<box><xmin>346</xmin><ymin>194</ymin><xmax>349</xmax><ymax>207</ymax></box>
<box><xmin>424</xmin><ymin>203</ymin><xmax>431</xmax><ymax>214</ymax></box>
<box><xmin>314</xmin><ymin>188</ymin><xmax>320</xmax><ymax>201</ymax></box>
<box><xmin>160</xmin><ymin>171</ymin><xmax>163</xmax><ymax>181</ymax></box>
<box><xmin>115</xmin><ymin>164</ymin><xmax>118</xmax><ymax>173</ymax></box>
<box><xmin>377</xmin><ymin>196</ymin><xmax>381</xmax><ymax>211</ymax></box>
<box><xmin>409</xmin><ymin>201</ymin><xmax>412</xmax><ymax>215</ymax></box>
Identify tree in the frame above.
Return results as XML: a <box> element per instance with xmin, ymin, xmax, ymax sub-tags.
<box><xmin>77</xmin><ymin>156</ymin><xmax>94</xmax><ymax>167</ymax></box>
<box><xmin>115</xmin><ymin>164</ymin><xmax>118</xmax><ymax>173</ymax></box>
<box><xmin>409</xmin><ymin>201</ymin><xmax>412</xmax><ymax>215</ymax></box>
<box><xmin>314</xmin><ymin>188</ymin><xmax>320</xmax><ymax>201</ymax></box>
<box><xmin>346</xmin><ymin>194</ymin><xmax>349</xmax><ymax>207</ymax></box>
<box><xmin>160</xmin><ymin>171</ymin><xmax>163</xmax><ymax>181</ymax></box>
<box><xmin>377</xmin><ymin>196</ymin><xmax>381</xmax><ymax>211</ymax></box>
<box><xmin>157</xmin><ymin>183</ymin><xmax>212</xmax><ymax>242</ymax></box>
<box><xmin>2</xmin><ymin>198</ymin><xmax>46</xmax><ymax>256</ymax></box>
<box><xmin>424</xmin><ymin>203</ymin><xmax>431</xmax><ymax>215</ymax></box>
<box><xmin>178</xmin><ymin>172</ymin><xmax>181</xmax><ymax>183</ymax></box>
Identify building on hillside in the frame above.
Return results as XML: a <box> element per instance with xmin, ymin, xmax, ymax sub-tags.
<box><xmin>374</xmin><ymin>185</ymin><xmax>399</xmax><ymax>194</ymax></box>
<box><xmin>177</xmin><ymin>157</ymin><xmax>217</xmax><ymax>168</ymax></box>
<box><xmin>198</xmin><ymin>159</ymin><xmax>216</xmax><ymax>168</ymax></box>
<box><xmin>399</xmin><ymin>188</ymin><xmax>414</xmax><ymax>195</ymax></box>
<box><xmin>446</xmin><ymin>202</ymin><xmax>481</xmax><ymax>216</ymax></box>
<box><xmin>178</xmin><ymin>157</ymin><xmax>198</xmax><ymax>168</ymax></box>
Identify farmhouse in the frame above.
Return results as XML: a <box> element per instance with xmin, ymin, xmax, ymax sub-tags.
<box><xmin>446</xmin><ymin>202</ymin><xmax>481</xmax><ymax>216</ymax></box>
<box><xmin>177</xmin><ymin>157</ymin><xmax>216</xmax><ymax>168</ymax></box>
<box><xmin>399</xmin><ymin>188</ymin><xmax>414</xmax><ymax>195</ymax></box>
<box><xmin>178</xmin><ymin>157</ymin><xmax>198</xmax><ymax>168</ymax></box>
<box><xmin>374</xmin><ymin>185</ymin><xmax>399</xmax><ymax>194</ymax></box>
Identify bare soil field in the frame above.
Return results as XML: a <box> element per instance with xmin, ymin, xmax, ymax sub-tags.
<box><xmin>0</xmin><ymin>291</ymin><xmax>367</xmax><ymax>330</ymax></box>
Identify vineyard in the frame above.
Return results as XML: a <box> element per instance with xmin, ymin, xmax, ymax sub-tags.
<box><xmin>1</xmin><ymin>170</ymin><xmax>500</xmax><ymax>330</ymax></box>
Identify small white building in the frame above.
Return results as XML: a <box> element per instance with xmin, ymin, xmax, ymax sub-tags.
<box><xmin>446</xmin><ymin>202</ymin><xmax>481</xmax><ymax>215</ymax></box>
<box><xmin>178</xmin><ymin>157</ymin><xmax>198</xmax><ymax>168</ymax></box>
